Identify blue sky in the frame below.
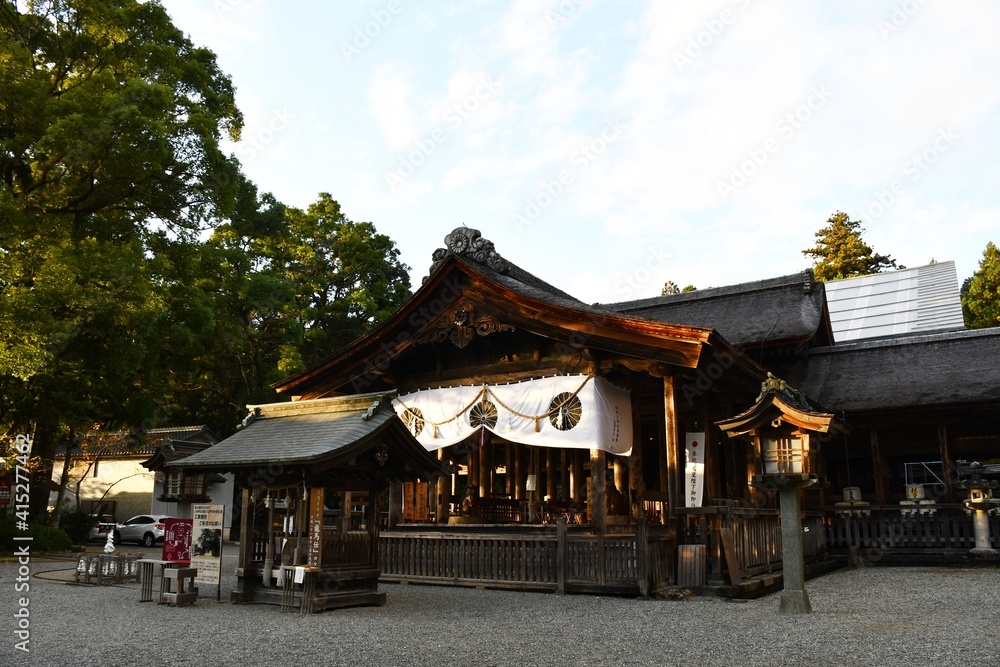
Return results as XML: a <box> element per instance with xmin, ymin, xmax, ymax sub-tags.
<box><xmin>159</xmin><ymin>0</ymin><xmax>1000</xmax><ymax>303</ymax></box>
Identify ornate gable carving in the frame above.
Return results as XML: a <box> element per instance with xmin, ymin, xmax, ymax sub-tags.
<box><xmin>413</xmin><ymin>302</ymin><xmax>515</xmax><ymax>349</ymax></box>
<box><xmin>426</xmin><ymin>227</ymin><xmax>511</xmax><ymax>279</ymax></box>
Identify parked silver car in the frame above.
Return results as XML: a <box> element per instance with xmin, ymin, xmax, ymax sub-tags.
<box><xmin>114</xmin><ymin>515</ymin><xmax>172</xmax><ymax>547</ymax></box>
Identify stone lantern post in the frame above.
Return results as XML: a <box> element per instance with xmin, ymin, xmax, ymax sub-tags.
<box><xmin>956</xmin><ymin>461</ymin><xmax>1000</xmax><ymax>562</ymax></box>
<box><xmin>717</xmin><ymin>374</ymin><xmax>849</xmax><ymax>614</ymax></box>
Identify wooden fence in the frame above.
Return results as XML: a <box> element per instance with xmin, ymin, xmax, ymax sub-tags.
<box><xmin>825</xmin><ymin>505</ymin><xmax>999</xmax><ymax>555</ymax></box>
<box><xmin>379</xmin><ymin>517</ymin><xmax>675</xmax><ymax>596</ymax></box>
<box><xmin>677</xmin><ymin>507</ymin><xmax>828</xmax><ymax>583</ymax></box>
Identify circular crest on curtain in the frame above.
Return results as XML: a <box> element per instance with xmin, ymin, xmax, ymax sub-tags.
<box><xmin>402</xmin><ymin>407</ymin><xmax>424</xmax><ymax>437</ymax></box>
<box><xmin>549</xmin><ymin>392</ymin><xmax>583</xmax><ymax>431</ymax></box>
<box><xmin>469</xmin><ymin>400</ymin><xmax>498</xmax><ymax>429</ymax></box>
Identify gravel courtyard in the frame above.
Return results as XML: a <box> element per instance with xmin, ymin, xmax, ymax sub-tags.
<box><xmin>2</xmin><ymin>553</ymin><xmax>998</xmax><ymax>667</ymax></box>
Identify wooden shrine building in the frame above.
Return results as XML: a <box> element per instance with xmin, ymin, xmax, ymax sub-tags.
<box><xmin>173</xmin><ymin>227</ymin><xmax>1000</xmax><ymax>607</ymax></box>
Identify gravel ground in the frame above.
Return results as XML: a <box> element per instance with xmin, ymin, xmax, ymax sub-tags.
<box><xmin>1</xmin><ymin>550</ymin><xmax>998</xmax><ymax>667</ymax></box>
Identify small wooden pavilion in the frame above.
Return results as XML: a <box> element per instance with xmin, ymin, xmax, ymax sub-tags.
<box><xmin>167</xmin><ymin>393</ymin><xmax>448</xmax><ymax>611</ymax></box>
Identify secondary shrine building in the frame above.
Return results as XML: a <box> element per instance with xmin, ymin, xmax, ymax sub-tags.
<box><xmin>171</xmin><ymin>228</ymin><xmax>1000</xmax><ymax>607</ymax></box>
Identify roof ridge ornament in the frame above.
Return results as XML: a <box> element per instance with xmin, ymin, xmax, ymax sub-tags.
<box><xmin>757</xmin><ymin>372</ymin><xmax>812</xmax><ymax>411</ymax></box>
<box><xmin>427</xmin><ymin>227</ymin><xmax>511</xmax><ymax>279</ymax></box>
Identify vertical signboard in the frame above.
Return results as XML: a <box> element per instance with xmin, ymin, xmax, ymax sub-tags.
<box><xmin>191</xmin><ymin>504</ymin><xmax>224</xmax><ymax>596</ymax></box>
<box><xmin>685</xmin><ymin>433</ymin><xmax>705</xmax><ymax>508</ymax></box>
<box><xmin>162</xmin><ymin>518</ymin><xmax>193</xmax><ymax>563</ymax></box>
<box><xmin>308</xmin><ymin>488</ymin><xmax>325</xmax><ymax>567</ymax></box>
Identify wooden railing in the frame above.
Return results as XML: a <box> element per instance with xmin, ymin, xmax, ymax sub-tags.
<box><xmin>321</xmin><ymin>530</ymin><xmax>372</xmax><ymax>567</ymax></box>
<box><xmin>379</xmin><ymin>517</ymin><xmax>675</xmax><ymax>595</ymax></box>
<box><xmin>825</xmin><ymin>505</ymin><xmax>999</xmax><ymax>553</ymax></box>
<box><xmin>246</xmin><ymin>528</ymin><xmax>373</xmax><ymax>568</ymax></box>
<box><xmin>677</xmin><ymin>507</ymin><xmax>828</xmax><ymax>582</ymax></box>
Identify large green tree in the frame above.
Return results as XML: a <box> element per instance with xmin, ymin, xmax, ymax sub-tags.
<box><xmin>150</xmin><ymin>188</ymin><xmax>412</xmax><ymax>433</ymax></box>
<box><xmin>961</xmin><ymin>241</ymin><xmax>1000</xmax><ymax>329</ymax></box>
<box><xmin>279</xmin><ymin>193</ymin><xmax>411</xmax><ymax>366</ymax></box>
<box><xmin>0</xmin><ymin>0</ymin><xmax>242</xmax><ymax>515</ymax></box>
<box><xmin>802</xmin><ymin>211</ymin><xmax>900</xmax><ymax>281</ymax></box>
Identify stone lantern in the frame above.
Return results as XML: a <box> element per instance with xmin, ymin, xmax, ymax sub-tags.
<box><xmin>717</xmin><ymin>373</ymin><xmax>849</xmax><ymax>614</ymax></box>
<box><xmin>956</xmin><ymin>461</ymin><xmax>1000</xmax><ymax>562</ymax></box>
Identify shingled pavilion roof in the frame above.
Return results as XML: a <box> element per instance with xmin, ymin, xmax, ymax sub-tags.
<box><xmin>603</xmin><ymin>270</ymin><xmax>834</xmax><ymax>349</ymax></box>
<box><xmin>168</xmin><ymin>393</ymin><xmax>449</xmax><ymax>483</ymax></box>
<box><xmin>783</xmin><ymin>328</ymin><xmax>1000</xmax><ymax>414</ymax></box>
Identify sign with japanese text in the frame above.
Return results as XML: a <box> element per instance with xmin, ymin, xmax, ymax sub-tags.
<box><xmin>191</xmin><ymin>504</ymin><xmax>224</xmax><ymax>587</ymax></box>
<box><xmin>685</xmin><ymin>433</ymin><xmax>705</xmax><ymax>508</ymax></box>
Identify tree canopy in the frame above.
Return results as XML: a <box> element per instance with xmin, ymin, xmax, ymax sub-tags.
<box><xmin>802</xmin><ymin>211</ymin><xmax>900</xmax><ymax>281</ymax></box>
<box><xmin>961</xmin><ymin>241</ymin><xmax>1000</xmax><ymax>329</ymax></box>
<box><xmin>0</xmin><ymin>1</ymin><xmax>411</xmax><ymax>517</ymax></box>
<box><xmin>661</xmin><ymin>280</ymin><xmax>697</xmax><ymax>296</ymax></box>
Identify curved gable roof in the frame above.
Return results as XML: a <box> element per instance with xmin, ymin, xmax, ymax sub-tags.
<box><xmin>273</xmin><ymin>229</ymin><xmax>765</xmax><ymax>400</ymax></box>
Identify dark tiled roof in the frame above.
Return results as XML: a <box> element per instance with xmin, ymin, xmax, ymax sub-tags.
<box><xmin>57</xmin><ymin>425</ymin><xmax>217</xmax><ymax>458</ymax></box>
<box><xmin>783</xmin><ymin>328</ymin><xmax>1000</xmax><ymax>413</ymax></box>
<box><xmin>168</xmin><ymin>394</ymin><xmax>448</xmax><ymax>484</ymax></box>
<box><xmin>602</xmin><ymin>270</ymin><xmax>829</xmax><ymax>347</ymax></box>
<box><xmin>171</xmin><ymin>395</ymin><xmax>394</xmax><ymax>468</ymax></box>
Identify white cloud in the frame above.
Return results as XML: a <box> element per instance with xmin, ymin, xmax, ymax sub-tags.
<box><xmin>367</xmin><ymin>64</ymin><xmax>419</xmax><ymax>150</ymax></box>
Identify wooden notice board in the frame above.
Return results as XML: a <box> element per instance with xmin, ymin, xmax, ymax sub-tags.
<box><xmin>308</xmin><ymin>488</ymin><xmax>325</xmax><ymax>566</ymax></box>
<box><xmin>402</xmin><ymin>482</ymin><xmax>429</xmax><ymax>522</ymax></box>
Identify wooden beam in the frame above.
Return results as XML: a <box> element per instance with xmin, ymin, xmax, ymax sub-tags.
<box><xmin>664</xmin><ymin>376</ymin><xmax>681</xmax><ymax>519</ymax></box>
<box><xmin>870</xmin><ymin>428</ymin><xmax>888</xmax><ymax>505</ymax></box>
<box><xmin>628</xmin><ymin>394</ymin><xmax>645</xmax><ymax>520</ymax></box>
<box><xmin>237</xmin><ymin>487</ymin><xmax>253</xmax><ymax>570</ymax></box>
<box><xmin>704</xmin><ymin>399</ymin><xmax>722</xmax><ymax>503</ymax></box>
<box><xmin>546</xmin><ymin>449</ymin><xmax>557</xmax><ymax>501</ymax></box>
<box><xmin>436</xmin><ymin>450</ymin><xmax>450</xmax><ymax>523</ymax></box>
<box><xmin>938</xmin><ymin>423</ymin><xmax>955</xmax><ymax>503</ymax></box>
<box><xmin>560</xmin><ymin>449</ymin><xmax>569</xmax><ymax>502</ymax></box>
<box><xmin>479</xmin><ymin>435</ymin><xmax>492</xmax><ymax>497</ymax></box>
<box><xmin>590</xmin><ymin>448</ymin><xmax>607</xmax><ymax>532</ymax></box>
<box><xmin>570</xmin><ymin>450</ymin><xmax>584</xmax><ymax>503</ymax></box>
<box><xmin>388</xmin><ymin>481</ymin><xmax>402</xmax><ymax>528</ymax></box>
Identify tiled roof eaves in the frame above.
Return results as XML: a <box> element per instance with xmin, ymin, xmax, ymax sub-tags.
<box><xmin>602</xmin><ymin>270</ymin><xmax>814</xmax><ymax>312</ymax></box>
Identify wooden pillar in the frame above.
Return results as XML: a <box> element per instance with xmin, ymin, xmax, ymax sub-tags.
<box><xmin>590</xmin><ymin>448</ymin><xmax>607</xmax><ymax>531</ymax></box>
<box><xmin>505</xmin><ymin>443</ymin><xmax>514</xmax><ymax>496</ymax></box>
<box><xmin>388</xmin><ymin>481</ymin><xmax>402</xmax><ymax>528</ymax></box>
<box><xmin>938</xmin><ymin>423</ymin><xmax>955</xmax><ymax>503</ymax></box>
<box><xmin>515</xmin><ymin>443</ymin><xmax>527</xmax><ymax>500</ymax></box>
<box><xmin>237</xmin><ymin>487</ymin><xmax>253</xmax><ymax>570</ymax></box>
<box><xmin>479</xmin><ymin>436</ymin><xmax>492</xmax><ymax>497</ymax></box>
<box><xmin>469</xmin><ymin>445</ymin><xmax>480</xmax><ymax>496</ymax></box>
<box><xmin>340</xmin><ymin>492</ymin><xmax>352</xmax><ymax>533</ymax></box>
<box><xmin>870</xmin><ymin>428</ymin><xmax>888</xmax><ymax>505</ymax></box>
<box><xmin>437</xmin><ymin>450</ymin><xmax>450</xmax><ymax>523</ymax></box>
<box><xmin>704</xmin><ymin>400</ymin><xmax>722</xmax><ymax>503</ymax></box>
<box><xmin>664</xmin><ymin>376</ymin><xmax>681</xmax><ymax>518</ymax></box>
<box><xmin>629</xmin><ymin>393</ymin><xmax>645</xmax><ymax>520</ymax></box>
<box><xmin>367</xmin><ymin>483</ymin><xmax>380</xmax><ymax>567</ymax></box>
<box><xmin>560</xmin><ymin>450</ymin><xmax>570</xmax><ymax>502</ymax></box>
<box><xmin>613</xmin><ymin>457</ymin><xmax>627</xmax><ymax>502</ymax></box>
<box><xmin>570</xmin><ymin>450</ymin><xmax>584</xmax><ymax>503</ymax></box>
<box><xmin>546</xmin><ymin>449</ymin><xmax>557</xmax><ymax>501</ymax></box>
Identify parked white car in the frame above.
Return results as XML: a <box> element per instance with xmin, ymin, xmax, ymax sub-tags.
<box><xmin>114</xmin><ymin>515</ymin><xmax>172</xmax><ymax>547</ymax></box>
